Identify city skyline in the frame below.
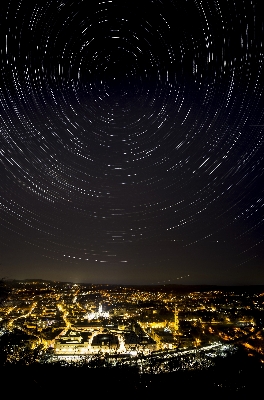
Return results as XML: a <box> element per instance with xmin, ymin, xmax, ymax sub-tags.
<box><xmin>0</xmin><ymin>0</ymin><xmax>264</xmax><ymax>285</ymax></box>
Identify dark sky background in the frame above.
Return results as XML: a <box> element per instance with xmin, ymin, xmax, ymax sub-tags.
<box><xmin>0</xmin><ymin>0</ymin><xmax>263</xmax><ymax>285</ymax></box>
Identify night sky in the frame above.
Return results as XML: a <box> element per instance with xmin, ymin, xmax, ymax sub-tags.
<box><xmin>0</xmin><ymin>0</ymin><xmax>263</xmax><ymax>285</ymax></box>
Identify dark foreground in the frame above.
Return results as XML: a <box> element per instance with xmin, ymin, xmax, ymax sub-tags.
<box><xmin>1</xmin><ymin>349</ymin><xmax>263</xmax><ymax>397</ymax></box>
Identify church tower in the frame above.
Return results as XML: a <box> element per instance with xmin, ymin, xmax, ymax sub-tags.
<box><xmin>174</xmin><ymin>305</ymin><xmax>179</xmax><ymax>332</ymax></box>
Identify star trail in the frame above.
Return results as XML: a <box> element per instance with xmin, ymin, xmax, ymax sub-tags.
<box><xmin>0</xmin><ymin>0</ymin><xmax>263</xmax><ymax>284</ymax></box>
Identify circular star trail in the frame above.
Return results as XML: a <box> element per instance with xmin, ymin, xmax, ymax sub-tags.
<box><xmin>0</xmin><ymin>0</ymin><xmax>263</xmax><ymax>284</ymax></box>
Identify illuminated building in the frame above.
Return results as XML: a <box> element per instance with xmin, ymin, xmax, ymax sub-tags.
<box><xmin>174</xmin><ymin>306</ymin><xmax>179</xmax><ymax>332</ymax></box>
<box><xmin>54</xmin><ymin>330</ymin><xmax>91</xmax><ymax>354</ymax></box>
<box><xmin>91</xmin><ymin>333</ymin><xmax>119</xmax><ymax>352</ymax></box>
<box><xmin>86</xmin><ymin>303</ymin><xmax>109</xmax><ymax>320</ymax></box>
<box><xmin>123</xmin><ymin>331</ymin><xmax>156</xmax><ymax>353</ymax></box>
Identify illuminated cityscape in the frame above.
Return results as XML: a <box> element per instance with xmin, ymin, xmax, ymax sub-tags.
<box><xmin>0</xmin><ymin>280</ymin><xmax>263</xmax><ymax>394</ymax></box>
<box><xmin>1</xmin><ymin>281</ymin><xmax>263</xmax><ymax>367</ymax></box>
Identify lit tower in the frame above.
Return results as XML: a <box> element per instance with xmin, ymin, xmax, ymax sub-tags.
<box><xmin>98</xmin><ymin>303</ymin><xmax>103</xmax><ymax>315</ymax></box>
<box><xmin>174</xmin><ymin>305</ymin><xmax>179</xmax><ymax>332</ymax></box>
